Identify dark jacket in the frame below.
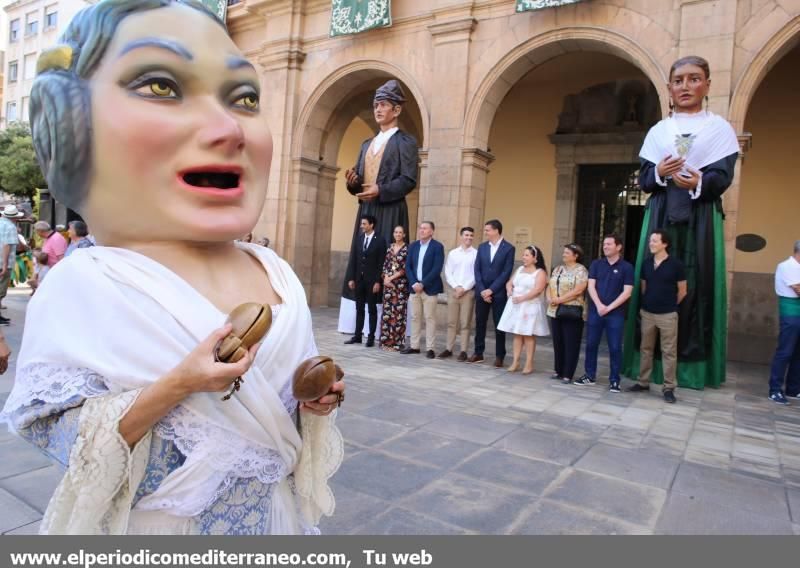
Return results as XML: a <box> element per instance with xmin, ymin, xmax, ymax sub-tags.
<box><xmin>345</xmin><ymin>232</ymin><xmax>387</xmax><ymax>286</ymax></box>
<box><xmin>347</xmin><ymin>130</ymin><xmax>419</xmax><ymax>205</ymax></box>
<box><xmin>406</xmin><ymin>239</ymin><xmax>445</xmax><ymax>295</ymax></box>
<box><xmin>474</xmin><ymin>239</ymin><xmax>516</xmax><ymax>298</ymax></box>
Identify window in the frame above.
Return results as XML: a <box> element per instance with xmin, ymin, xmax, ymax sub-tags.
<box><xmin>6</xmin><ymin>102</ymin><xmax>18</xmax><ymax>124</ymax></box>
<box><xmin>22</xmin><ymin>97</ymin><xmax>31</xmax><ymax>123</ymax></box>
<box><xmin>25</xmin><ymin>12</ymin><xmax>39</xmax><ymax>36</ymax></box>
<box><xmin>23</xmin><ymin>54</ymin><xmax>37</xmax><ymax>80</ymax></box>
<box><xmin>8</xmin><ymin>61</ymin><xmax>18</xmax><ymax>82</ymax></box>
<box><xmin>45</xmin><ymin>5</ymin><xmax>58</xmax><ymax>29</ymax></box>
<box><xmin>9</xmin><ymin>19</ymin><xmax>20</xmax><ymax>42</ymax></box>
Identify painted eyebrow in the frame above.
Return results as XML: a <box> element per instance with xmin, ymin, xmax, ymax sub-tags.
<box><xmin>118</xmin><ymin>38</ymin><xmax>194</xmax><ymax>60</ymax></box>
<box><xmin>226</xmin><ymin>56</ymin><xmax>256</xmax><ymax>71</ymax></box>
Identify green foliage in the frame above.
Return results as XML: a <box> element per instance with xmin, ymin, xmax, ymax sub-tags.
<box><xmin>0</xmin><ymin>123</ymin><xmax>46</xmax><ymax>199</ymax></box>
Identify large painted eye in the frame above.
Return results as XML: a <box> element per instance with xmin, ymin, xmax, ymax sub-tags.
<box><xmin>149</xmin><ymin>81</ymin><xmax>174</xmax><ymax>97</ymax></box>
<box><xmin>234</xmin><ymin>93</ymin><xmax>259</xmax><ymax>110</ymax></box>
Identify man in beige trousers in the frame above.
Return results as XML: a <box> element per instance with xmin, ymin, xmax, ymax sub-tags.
<box><xmin>439</xmin><ymin>227</ymin><xmax>477</xmax><ymax>362</ymax></box>
<box><xmin>627</xmin><ymin>229</ymin><xmax>687</xmax><ymax>404</ymax></box>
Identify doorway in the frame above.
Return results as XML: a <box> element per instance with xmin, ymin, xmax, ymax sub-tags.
<box><xmin>574</xmin><ymin>164</ymin><xmax>645</xmax><ymax>264</ymax></box>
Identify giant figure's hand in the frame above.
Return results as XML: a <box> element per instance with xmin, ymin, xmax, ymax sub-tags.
<box><xmin>166</xmin><ymin>324</ymin><xmax>260</xmax><ymax>396</ymax></box>
<box><xmin>356</xmin><ymin>184</ymin><xmax>380</xmax><ymax>202</ymax></box>
<box><xmin>673</xmin><ymin>167</ymin><xmax>700</xmax><ymax>191</ymax></box>
<box><xmin>345</xmin><ymin>169</ymin><xmax>360</xmax><ymax>187</ymax></box>
<box><xmin>657</xmin><ymin>154</ymin><xmax>686</xmax><ymax>179</ymax></box>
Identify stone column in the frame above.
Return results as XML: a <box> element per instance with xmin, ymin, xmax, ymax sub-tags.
<box><xmin>459</xmin><ymin>148</ymin><xmax>494</xmax><ymax>247</ymax></box>
<box><xmin>551</xmin><ymin>144</ymin><xmax>578</xmax><ymax>266</ymax></box>
<box><xmin>723</xmin><ymin>134</ymin><xmax>753</xmax><ymax>291</ymax></box>
<box><xmin>424</xmin><ymin>10</ymin><xmax>477</xmax><ymax>247</ymax></box>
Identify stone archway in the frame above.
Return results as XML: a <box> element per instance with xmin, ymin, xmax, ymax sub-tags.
<box><xmin>290</xmin><ymin>62</ymin><xmax>429</xmax><ymax>306</ymax></box>
<box><xmin>459</xmin><ymin>29</ymin><xmax>666</xmax><ymax>258</ymax></box>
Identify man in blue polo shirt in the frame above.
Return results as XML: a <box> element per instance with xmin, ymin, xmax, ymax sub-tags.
<box><xmin>575</xmin><ymin>234</ymin><xmax>634</xmax><ymax>392</ymax></box>
<box><xmin>627</xmin><ymin>229</ymin><xmax>687</xmax><ymax>404</ymax></box>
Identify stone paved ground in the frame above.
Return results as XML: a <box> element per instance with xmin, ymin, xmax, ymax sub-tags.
<box><xmin>2</xmin><ymin>295</ymin><xmax>800</xmax><ymax>535</ymax></box>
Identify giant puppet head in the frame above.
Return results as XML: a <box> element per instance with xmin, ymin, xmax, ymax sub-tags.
<box><xmin>30</xmin><ymin>0</ymin><xmax>272</xmax><ymax>246</ymax></box>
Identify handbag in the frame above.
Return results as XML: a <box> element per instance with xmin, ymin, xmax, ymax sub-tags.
<box><xmin>554</xmin><ymin>267</ymin><xmax>583</xmax><ymax>320</ymax></box>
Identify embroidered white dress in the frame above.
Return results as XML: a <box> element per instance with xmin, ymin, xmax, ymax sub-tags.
<box><xmin>0</xmin><ymin>244</ymin><xmax>343</xmax><ymax>535</ymax></box>
<box><xmin>497</xmin><ymin>268</ymin><xmax>550</xmax><ymax>337</ymax></box>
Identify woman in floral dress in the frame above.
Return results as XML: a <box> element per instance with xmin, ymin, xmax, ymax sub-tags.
<box><xmin>380</xmin><ymin>226</ymin><xmax>409</xmax><ymax>351</ymax></box>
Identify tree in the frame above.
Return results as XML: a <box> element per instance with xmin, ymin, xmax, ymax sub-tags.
<box><xmin>0</xmin><ymin>123</ymin><xmax>46</xmax><ymax>199</ymax></box>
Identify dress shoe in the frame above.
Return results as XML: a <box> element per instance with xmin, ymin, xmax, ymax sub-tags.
<box><xmin>467</xmin><ymin>354</ymin><xmax>484</xmax><ymax>364</ymax></box>
<box><xmin>507</xmin><ymin>361</ymin><xmax>520</xmax><ymax>372</ymax></box>
<box><xmin>437</xmin><ymin>349</ymin><xmax>453</xmax><ymax>359</ymax></box>
<box><xmin>663</xmin><ymin>390</ymin><xmax>677</xmax><ymax>404</ymax></box>
<box><xmin>400</xmin><ymin>347</ymin><xmax>421</xmax><ymax>355</ymax></box>
<box><xmin>365</xmin><ymin>336</ymin><xmax>375</xmax><ymax>347</ymax></box>
<box><xmin>627</xmin><ymin>383</ymin><xmax>650</xmax><ymax>393</ymax></box>
<box><xmin>0</xmin><ymin>316</ymin><xmax>11</xmax><ymax>325</ymax></box>
<box><xmin>344</xmin><ymin>336</ymin><xmax>362</xmax><ymax>345</ymax></box>
<box><xmin>494</xmin><ymin>357</ymin><xmax>504</xmax><ymax>368</ymax></box>
<box><xmin>426</xmin><ymin>350</ymin><xmax>436</xmax><ymax>359</ymax></box>
<box><xmin>457</xmin><ymin>351</ymin><xmax>468</xmax><ymax>362</ymax></box>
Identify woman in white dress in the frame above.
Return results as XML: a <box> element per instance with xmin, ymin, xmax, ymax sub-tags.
<box><xmin>498</xmin><ymin>246</ymin><xmax>550</xmax><ymax>374</ymax></box>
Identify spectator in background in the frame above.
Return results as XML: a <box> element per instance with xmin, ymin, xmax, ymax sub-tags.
<box><xmin>0</xmin><ymin>205</ymin><xmax>25</xmax><ymax>321</ymax></box>
<box><xmin>65</xmin><ymin>220</ymin><xmax>95</xmax><ymax>257</ymax></box>
<box><xmin>27</xmin><ymin>250</ymin><xmax>50</xmax><ymax>295</ymax></box>
<box><xmin>34</xmin><ymin>221</ymin><xmax>68</xmax><ymax>267</ymax></box>
<box><xmin>767</xmin><ymin>240</ymin><xmax>800</xmax><ymax>405</ymax></box>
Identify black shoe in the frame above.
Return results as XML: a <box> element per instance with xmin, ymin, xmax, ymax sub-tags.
<box><xmin>609</xmin><ymin>381</ymin><xmax>621</xmax><ymax>393</ymax></box>
<box><xmin>627</xmin><ymin>384</ymin><xmax>650</xmax><ymax>393</ymax></box>
<box><xmin>344</xmin><ymin>336</ymin><xmax>362</xmax><ymax>345</ymax></box>
<box><xmin>663</xmin><ymin>390</ymin><xmax>677</xmax><ymax>404</ymax></box>
<box><xmin>573</xmin><ymin>374</ymin><xmax>596</xmax><ymax>386</ymax></box>
<box><xmin>426</xmin><ymin>350</ymin><xmax>436</xmax><ymax>359</ymax></box>
<box><xmin>437</xmin><ymin>350</ymin><xmax>453</xmax><ymax>359</ymax></box>
<box><xmin>457</xmin><ymin>351</ymin><xmax>468</xmax><ymax>362</ymax></box>
<box><xmin>400</xmin><ymin>347</ymin><xmax>421</xmax><ymax>355</ymax></box>
<box><xmin>0</xmin><ymin>316</ymin><xmax>10</xmax><ymax>325</ymax></box>
<box><xmin>365</xmin><ymin>336</ymin><xmax>375</xmax><ymax>347</ymax></box>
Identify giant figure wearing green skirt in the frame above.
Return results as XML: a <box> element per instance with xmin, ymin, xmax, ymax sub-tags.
<box><xmin>623</xmin><ymin>56</ymin><xmax>740</xmax><ymax>389</ymax></box>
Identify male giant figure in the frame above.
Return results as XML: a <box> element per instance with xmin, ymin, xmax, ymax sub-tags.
<box><xmin>339</xmin><ymin>79</ymin><xmax>419</xmax><ymax>334</ymax></box>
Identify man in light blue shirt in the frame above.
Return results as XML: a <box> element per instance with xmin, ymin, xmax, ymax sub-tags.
<box><xmin>0</xmin><ymin>205</ymin><xmax>25</xmax><ymax>322</ymax></box>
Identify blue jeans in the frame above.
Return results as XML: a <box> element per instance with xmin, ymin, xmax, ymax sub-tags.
<box><xmin>584</xmin><ymin>313</ymin><xmax>624</xmax><ymax>382</ymax></box>
<box><xmin>769</xmin><ymin>315</ymin><xmax>800</xmax><ymax>396</ymax></box>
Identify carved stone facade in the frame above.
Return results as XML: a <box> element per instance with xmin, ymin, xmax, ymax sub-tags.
<box><xmin>228</xmin><ymin>0</ymin><xmax>800</xmax><ymax>363</ymax></box>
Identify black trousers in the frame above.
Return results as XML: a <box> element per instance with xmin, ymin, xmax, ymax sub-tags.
<box><xmin>550</xmin><ymin>316</ymin><xmax>584</xmax><ymax>380</ymax></box>
<box><xmin>474</xmin><ymin>294</ymin><xmax>507</xmax><ymax>358</ymax></box>
<box><xmin>354</xmin><ymin>279</ymin><xmax>379</xmax><ymax>338</ymax></box>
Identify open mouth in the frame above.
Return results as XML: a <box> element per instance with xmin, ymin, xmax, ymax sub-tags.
<box><xmin>181</xmin><ymin>171</ymin><xmax>241</xmax><ymax>190</ymax></box>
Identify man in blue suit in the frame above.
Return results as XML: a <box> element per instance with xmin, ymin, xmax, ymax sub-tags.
<box><xmin>402</xmin><ymin>221</ymin><xmax>445</xmax><ymax>359</ymax></box>
<box><xmin>470</xmin><ymin>219</ymin><xmax>516</xmax><ymax>367</ymax></box>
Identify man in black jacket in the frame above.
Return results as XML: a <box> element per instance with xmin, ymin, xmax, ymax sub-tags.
<box><xmin>344</xmin><ymin>215</ymin><xmax>386</xmax><ymax>347</ymax></box>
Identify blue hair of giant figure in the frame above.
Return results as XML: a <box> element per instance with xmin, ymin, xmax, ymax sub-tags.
<box><xmin>30</xmin><ymin>0</ymin><xmax>224</xmax><ymax>212</ymax></box>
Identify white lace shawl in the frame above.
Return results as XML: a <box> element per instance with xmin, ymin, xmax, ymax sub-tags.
<box><xmin>639</xmin><ymin>111</ymin><xmax>739</xmax><ymax>170</ymax></box>
<box><xmin>2</xmin><ymin>244</ymin><xmax>342</xmax><ymax>532</ymax></box>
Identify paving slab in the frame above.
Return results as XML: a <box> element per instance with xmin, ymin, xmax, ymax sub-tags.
<box><xmin>545</xmin><ymin>469</ymin><xmax>667</xmax><ymax>527</ymax></box>
<box><xmin>786</xmin><ymin>487</ymin><xmax>800</xmax><ymax>523</ymax></box>
<box><xmin>401</xmin><ymin>472</ymin><xmax>530</xmax><ymax>534</ymax></box>
<box><xmin>655</xmin><ymin>493</ymin><xmax>794</xmax><ymax>535</ymax></box>
<box><xmin>318</xmin><ymin>484</ymin><xmax>389</xmax><ymax>535</ymax></box>
<box><xmin>364</xmin><ymin>508</ymin><xmax>468</xmax><ymax>535</ymax></box>
<box><xmin>513</xmin><ymin>499</ymin><xmax>648</xmax><ymax>535</ymax></box>
<box><xmin>421</xmin><ymin>413</ymin><xmax>519</xmax><ymax>445</ymax></box>
<box><xmin>671</xmin><ymin>462</ymin><xmax>791</xmax><ymax>521</ymax></box>
<box><xmin>0</xmin><ymin>488</ymin><xmax>41</xmax><ymax>534</ymax></box>
<box><xmin>0</xmin><ymin>465</ymin><xmax>63</xmax><ymax>513</ymax></box>
<box><xmin>455</xmin><ymin>449</ymin><xmax>563</xmax><ymax>495</ymax></box>
<box><xmin>574</xmin><ymin>443</ymin><xmax>680</xmax><ymax>489</ymax></box>
<box><xmin>496</xmin><ymin>427</ymin><xmax>594</xmax><ymax>466</ymax></box>
<box><xmin>0</xmin><ymin>438</ymin><xmax>54</xmax><ymax>480</ymax></box>
<box><xmin>4</xmin><ymin>521</ymin><xmax>41</xmax><ymax>535</ymax></box>
<box><xmin>335</xmin><ymin>414</ymin><xmax>409</xmax><ymax>448</ymax></box>
<box><xmin>334</xmin><ymin>451</ymin><xmax>439</xmax><ymax>501</ymax></box>
<box><xmin>378</xmin><ymin>431</ymin><xmax>483</xmax><ymax>469</ymax></box>
<box><xmin>360</xmin><ymin>400</ymin><xmax>451</xmax><ymax>428</ymax></box>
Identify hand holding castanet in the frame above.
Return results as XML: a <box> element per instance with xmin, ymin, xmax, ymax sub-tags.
<box><xmin>293</xmin><ymin>356</ymin><xmax>345</xmax><ymax>414</ymax></box>
<box><xmin>215</xmin><ymin>302</ymin><xmax>273</xmax><ymax>400</ymax></box>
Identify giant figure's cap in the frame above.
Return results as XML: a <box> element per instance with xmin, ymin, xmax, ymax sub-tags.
<box><xmin>374</xmin><ymin>79</ymin><xmax>406</xmax><ymax>105</ymax></box>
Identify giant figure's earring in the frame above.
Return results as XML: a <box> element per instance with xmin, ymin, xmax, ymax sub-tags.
<box><xmin>36</xmin><ymin>45</ymin><xmax>73</xmax><ymax>75</ymax></box>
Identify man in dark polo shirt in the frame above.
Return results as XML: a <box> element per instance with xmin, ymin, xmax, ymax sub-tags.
<box><xmin>574</xmin><ymin>234</ymin><xmax>634</xmax><ymax>392</ymax></box>
<box><xmin>627</xmin><ymin>229</ymin><xmax>687</xmax><ymax>403</ymax></box>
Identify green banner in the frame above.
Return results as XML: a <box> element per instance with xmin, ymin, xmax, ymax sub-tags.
<box><xmin>330</xmin><ymin>0</ymin><xmax>392</xmax><ymax>37</ymax></box>
<box><xmin>516</xmin><ymin>0</ymin><xmax>584</xmax><ymax>12</ymax></box>
<box><xmin>199</xmin><ymin>0</ymin><xmax>227</xmax><ymax>22</ymax></box>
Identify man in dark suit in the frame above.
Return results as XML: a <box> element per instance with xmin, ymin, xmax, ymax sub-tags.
<box><xmin>401</xmin><ymin>221</ymin><xmax>445</xmax><ymax>359</ymax></box>
<box><xmin>470</xmin><ymin>219</ymin><xmax>516</xmax><ymax>367</ymax></box>
<box><xmin>344</xmin><ymin>215</ymin><xmax>386</xmax><ymax>347</ymax></box>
